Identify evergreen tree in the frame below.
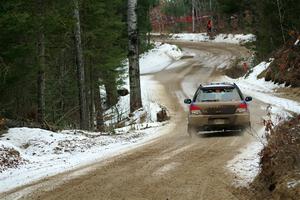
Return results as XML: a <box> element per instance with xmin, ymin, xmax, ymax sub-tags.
<box><xmin>73</xmin><ymin>0</ymin><xmax>89</xmax><ymax>130</ymax></box>
<box><xmin>81</xmin><ymin>0</ymin><xmax>127</xmax><ymax>130</ymax></box>
<box><xmin>0</xmin><ymin>0</ymin><xmax>158</xmax><ymax>129</ymax></box>
<box><xmin>253</xmin><ymin>0</ymin><xmax>300</xmax><ymax>59</ymax></box>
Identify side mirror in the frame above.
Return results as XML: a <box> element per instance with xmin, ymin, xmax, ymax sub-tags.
<box><xmin>245</xmin><ymin>96</ymin><xmax>252</xmax><ymax>102</ymax></box>
<box><xmin>184</xmin><ymin>98</ymin><xmax>192</xmax><ymax>104</ymax></box>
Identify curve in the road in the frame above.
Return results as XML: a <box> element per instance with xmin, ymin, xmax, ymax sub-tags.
<box><xmin>3</xmin><ymin>41</ymin><xmax>266</xmax><ymax>200</ymax></box>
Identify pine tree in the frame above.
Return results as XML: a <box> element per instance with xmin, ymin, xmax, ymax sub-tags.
<box><xmin>36</xmin><ymin>0</ymin><xmax>46</xmax><ymax>125</ymax></box>
<box><xmin>253</xmin><ymin>0</ymin><xmax>300</xmax><ymax>59</ymax></box>
<box><xmin>73</xmin><ymin>0</ymin><xmax>89</xmax><ymax>130</ymax></box>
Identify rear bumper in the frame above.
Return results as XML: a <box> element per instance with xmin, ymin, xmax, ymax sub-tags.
<box><xmin>188</xmin><ymin>113</ymin><xmax>250</xmax><ymax>129</ymax></box>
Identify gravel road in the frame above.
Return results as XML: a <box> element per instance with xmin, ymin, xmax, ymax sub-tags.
<box><xmin>3</xmin><ymin>42</ymin><xmax>268</xmax><ymax>200</ymax></box>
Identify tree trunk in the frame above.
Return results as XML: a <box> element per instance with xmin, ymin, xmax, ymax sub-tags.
<box><xmin>37</xmin><ymin>0</ymin><xmax>46</xmax><ymax>125</ymax></box>
<box><xmin>94</xmin><ymin>85</ymin><xmax>104</xmax><ymax>131</ymax></box>
<box><xmin>73</xmin><ymin>0</ymin><xmax>89</xmax><ymax>130</ymax></box>
<box><xmin>59</xmin><ymin>49</ymin><xmax>66</xmax><ymax>116</ymax></box>
<box><xmin>89</xmin><ymin>63</ymin><xmax>95</xmax><ymax>130</ymax></box>
<box><xmin>127</xmin><ymin>0</ymin><xmax>142</xmax><ymax>113</ymax></box>
<box><xmin>192</xmin><ymin>0</ymin><xmax>195</xmax><ymax>32</ymax></box>
<box><xmin>276</xmin><ymin>0</ymin><xmax>286</xmax><ymax>43</ymax></box>
<box><xmin>104</xmin><ymin>80</ymin><xmax>118</xmax><ymax>107</ymax></box>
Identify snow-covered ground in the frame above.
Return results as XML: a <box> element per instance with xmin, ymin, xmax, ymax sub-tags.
<box><xmin>170</xmin><ymin>33</ymin><xmax>256</xmax><ymax>44</ymax></box>
<box><xmin>223</xmin><ymin>60</ymin><xmax>300</xmax><ymax>187</ymax></box>
<box><xmin>0</xmin><ymin>125</ymin><xmax>169</xmax><ymax>193</ymax></box>
<box><xmin>227</xmin><ymin>134</ymin><xmax>264</xmax><ymax>187</ymax></box>
<box><xmin>105</xmin><ymin>42</ymin><xmax>183</xmax><ymax>126</ymax></box>
<box><xmin>140</xmin><ymin>42</ymin><xmax>183</xmax><ymax>74</ymax></box>
<box><xmin>0</xmin><ymin>42</ymin><xmax>183</xmax><ymax>193</ymax></box>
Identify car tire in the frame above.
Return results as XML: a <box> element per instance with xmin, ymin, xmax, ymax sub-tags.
<box><xmin>242</xmin><ymin>122</ymin><xmax>251</xmax><ymax>131</ymax></box>
<box><xmin>187</xmin><ymin>124</ymin><xmax>197</xmax><ymax>137</ymax></box>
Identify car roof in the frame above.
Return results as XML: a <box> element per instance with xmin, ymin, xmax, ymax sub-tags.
<box><xmin>201</xmin><ymin>82</ymin><xmax>235</xmax><ymax>88</ymax></box>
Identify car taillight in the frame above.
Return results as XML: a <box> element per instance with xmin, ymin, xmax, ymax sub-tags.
<box><xmin>190</xmin><ymin>104</ymin><xmax>202</xmax><ymax>115</ymax></box>
<box><xmin>236</xmin><ymin>102</ymin><xmax>248</xmax><ymax>113</ymax></box>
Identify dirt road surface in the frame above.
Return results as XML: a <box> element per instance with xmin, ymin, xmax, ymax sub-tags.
<box><xmin>3</xmin><ymin>42</ymin><xmax>268</xmax><ymax>200</ymax></box>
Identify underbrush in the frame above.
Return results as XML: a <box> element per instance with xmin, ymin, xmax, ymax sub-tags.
<box><xmin>0</xmin><ymin>144</ymin><xmax>28</xmax><ymax>172</ymax></box>
<box><xmin>224</xmin><ymin>56</ymin><xmax>254</xmax><ymax>79</ymax></box>
<box><xmin>247</xmin><ymin>116</ymin><xmax>300</xmax><ymax>199</ymax></box>
<box><xmin>260</xmin><ymin>38</ymin><xmax>300</xmax><ymax>87</ymax></box>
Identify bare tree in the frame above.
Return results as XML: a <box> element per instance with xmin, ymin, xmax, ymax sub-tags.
<box><xmin>37</xmin><ymin>0</ymin><xmax>46</xmax><ymax>125</ymax></box>
<box><xmin>94</xmin><ymin>85</ymin><xmax>104</xmax><ymax>131</ymax></box>
<box><xmin>128</xmin><ymin>0</ymin><xmax>142</xmax><ymax>113</ymax></box>
<box><xmin>276</xmin><ymin>0</ymin><xmax>286</xmax><ymax>43</ymax></box>
<box><xmin>73</xmin><ymin>0</ymin><xmax>89</xmax><ymax>130</ymax></box>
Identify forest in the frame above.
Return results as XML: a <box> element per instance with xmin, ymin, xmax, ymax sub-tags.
<box><xmin>0</xmin><ymin>0</ymin><xmax>299</xmax><ymax>131</ymax></box>
<box><xmin>0</xmin><ymin>0</ymin><xmax>158</xmax><ymax>131</ymax></box>
<box><xmin>158</xmin><ymin>0</ymin><xmax>299</xmax><ymax>58</ymax></box>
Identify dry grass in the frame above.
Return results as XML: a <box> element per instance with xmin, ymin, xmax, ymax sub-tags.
<box><xmin>0</xmin><ymin>146</ymin><xmax>28</xmax><ymax>172</ymax></box>
<box><xmin>224</xmin><ymin>57</ymin><xmax>248</xmax><ymax>78</ymax></box>
<box><xmin>247</xmin><ymin>116</ymin><xmax>300</xmax><ymax>200</ymax></box>
<box><xmin>262</xmin><ymin>39</ymin><xmax>300</xmax><ymax>87</ymax></box>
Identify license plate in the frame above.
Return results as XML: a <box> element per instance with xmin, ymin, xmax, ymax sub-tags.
<box><xmin>213</xmin><ymin>119</ymin><xmax>226</xmax><ymax>124</ymax></box>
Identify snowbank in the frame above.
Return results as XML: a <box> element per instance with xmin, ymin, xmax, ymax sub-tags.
<box><xmin>227</xmin><ymin>133</ymin><xmax>264</xmax><ymax>187</ymax></box>
<box><xmin>170</xmin><ymin>33</ymin><xmax>256</xmax><ymax>44</ymax></box>
<box><xmin>105</xmin><ymin>76</ymin><xmax>164</xmax><ymax>126</ymax></box>
<box><xmin>0</xmin><ymin>123</ymin><xmax>169</xmax><ymax>193</ymax></box>
<box><xmin>105</xmin><ymin>42</ymin><xmax>182</xmax><ymax>126</ymax></box>
<box><xmin>140</xmin><ymin>42</ymin><xmax>183</xmax><ymax>74</ymax></box>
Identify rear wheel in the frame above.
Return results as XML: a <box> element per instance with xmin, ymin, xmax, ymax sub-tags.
<box><xmin>187</xmin><ymin>125</ymin><xmax>197</xmax><ymax>137</ymax></box>
<box><xmin>241</xmin><ymin>122</ymin><xmax>251</xmax><ymax>131</ymax></box>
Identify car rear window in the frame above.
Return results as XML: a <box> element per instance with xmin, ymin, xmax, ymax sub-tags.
<box><xmin>195</xmin><ymin>87</ymin><xmax>242</xmax><ymax>102</ymax></box>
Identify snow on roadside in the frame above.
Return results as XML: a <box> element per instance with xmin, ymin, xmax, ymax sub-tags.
<box><xmin>0</xmin><ymin>42</ymin><xmax>183</xmax><ymax>193</ymax></box>
<box><xmin>105</xmin><ymin>76</ymin><xmax>163</xmax><ymax>126</ymax></box>
<box><xmin>170</xmin><ymin>33</ymin><xmax>256</xmax><ymax>44</ymax></box>
<box><xmin>223</xmin><ymin>60</ymin><xmax>300</xmax><ymax>187</ymax></box>
<box><xmin>105</xmin><ymin>42</ymin><xmax>183</xmax><ymax>126</ymax></box>
<box><xmin>227</xmin><ymin>132</ymin><xmax>264</xmax><ymax>187</ymax></box>
<box><xmin>140</xmin><ymin>42</ymin><xmax>183</xmax><ymax>74</ymax></box>
<box><xmin>0</xmin><ymin>123</ymin><xmax>169</xmax><ymax>193</ymax></box>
